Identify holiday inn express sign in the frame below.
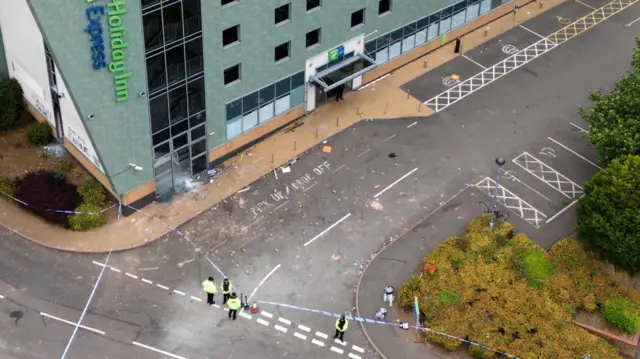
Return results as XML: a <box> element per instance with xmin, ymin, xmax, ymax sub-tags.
<box><xmin>84</xmin><ymin>0</ymin><xmax>131</xmax><ymax>103</ymax></box>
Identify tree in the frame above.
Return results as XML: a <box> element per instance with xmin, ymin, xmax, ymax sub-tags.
<box><xmin>0</xmin><ymin>78</ymin><xmax>24</xmax><ymax>131</ymax></box>
<box><xmin>576</xmin><ymin>155</ymin><xmax>640</xmax><ymax>272</ymax></box>
<box><xmin>579</xmin><ymin>37</ymin><xmax>640</xmax><ymax>166</ymax></box>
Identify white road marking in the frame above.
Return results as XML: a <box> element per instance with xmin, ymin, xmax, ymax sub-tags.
<box><xmin>132</xmin><ymin>341</ymin><xmax>187</xmax><ymax>359</ymax></box>
<box><xmin>575</xmin><ymin>0</ymin><xmax>596</xmax><ymax>9</ymax></box>
<box><xmin>331</xmin><ymin>346</ymin><xmax>344</xmax><ymax>354</ymax></box>
<box><xmin>125</xmin><ymin>272</ymin><xmax>138</xmax><ymax>279</ymax></box>
<box><xmin>0</xmin><ymin>295</ymin><xmax>4</xmax><ymax>299</ymax></box>
<box><xmin>332</xmin><ymin>164</ymin><xmax>345</xmax><ymax>174</ymax></box>
<box><xmin>248</xmin><ymin>264</ymin><xmax>281</xmax><ymax>301</ymax></box>
<box><xmin>274</xmin><ymin>324</ymin><xmax>288</xmax><ymax>333</ymax></box>
<box><xmin>261</xmin><ymin>311</ymin><xmax>274</xmax><ymax>319</ymax></box>
<box><xmin>315</xmin><ymin>331</ymin><xmax>328</xmax><ymax>339</ymax></box>
<box><xmin>273</xmin><ymin>200</ymin><xmax>289</xmax><ymax>212</ymax></box>
<box><xmin>302</xmin><ymin>182</ymin><xmax>318</xmax><ymax>192</ymax></box>
<box><xmin>239</xmin><ymin>312</ymin><xmax>253</xmax><ymax>320</ymax></box>
<box><xmin>190</xmin><ymin>296</ymin><xmax>202</xmax><ymax>302</ymax></box>
<box><xmin>40</xmin><ymin>312</ymin><xmax>106</xmax><ymax>335</ymax></box>
<box><xmin>109</xmin><ymin>267</ymin><xmax>121</xmax><ymax>273</ymax></box>
<box><xmin>547</xmin><ymin>137</ymin><xmax>601</xmax><ymax>169</ymax></box>
<box><xmin>374</xmin><ymin>168</ymin><xmax>418</xmax><ymax>198</ymax></box>
<box><xmin>92</xmin><ymin>261</ymin><xmax>105</xmax><ymax>267</ymax></box>
<box><xmin>626</xmin><ymin>16</ymin><xmax>640</xmax><ymax>26</ymax></box>
<box><xmin>311</xmin><ymin>339</ymin><xmax>325</xmax><ymax>347</ymax></box>
<box><xmin>157</xmin><ymin>284</ymin><xmax>169</xmax><ymax>290</ymax></box>
<box><xmin>213</xmin><ymin>304</ymin><xmax>221</xmax><ymax>308</ymax></box>
<box><xmin>357</xmin><ymin>148</ymin><xmax>371</xmax><ymax>158</ymax></box>
<box><xmin>334</xmin><ymin>339</ymin><xmax>347</xmax><ymax>346</ymax></box>
<box><xmin>298</xmin><ymin>324</ymin><xmax>311</xmax><ymax>332</ymax></box>
<box><xmin>570</xmin><ymin>122</ymin><xmax>588</xmax><ymax>133</ymax></box>
<box><xmin>177</xmin><ymin>258</ymin><xmax>195</xmax><ymax>267</ymax></box>
<box><xmin>352</xmin><ymin>345</ymin><xmax>365</xmax><ymax>353</ymax></box>
<box><xmin>294</xmin><ymin>332</ymin><xmax>307</xmax><ymax>340</ymax></box>
<box><xmin>274</xmin><ymin>169</ymin><xmax>278</xmax><ymax>181</ymax></box>
<box><xmin>278</xmin><ymin>317</ymin><xmax>292</xmax><ymax>325</ymax></box>
<box><xmin>257</xmin><ymin>318</ymin><xmax>270</xmax><ymax>326</ymax></box>
<box><xmin>138</xmin><ymin>267</ymin><xmax>159</xmax><ymax>271</ymax></box>
<box><xmin>141</xmin><ymin>278</ymin><xmax>153</xmax><ymax>284</ymax></box>
<box><xmin>518</xmin><ymin>24</ymin><xmax>546</xmax><ymax>39</ymax></box>
<box><xmin>383</xmin><ymin>133</ymin><xmax>397</xmax><ymax>142</ymax></box>
<box><xmin>407</xmin><ymin>121</ymin><xmax>417</xmax><ymax>128</ymax></box>
<box><xmin>501</xmin><ymin>169</ymin><xmax>553</xmax><ymax>202</ymax></box>
<box><xmin>173</xmin><ymin>290</ymin><xmax>185</xmax><ymax>296</ymax></box>
<box><xmin>304</xmin><ymin>213</ymin><xmax>352</xmax><ymax>247</ymax></box>
<box><xmin>546</xmin><ymin>195</ymin><xmax>583</xmax><ymax>223</ymax></box>
<box><xmin>349</xmin><ymin>353</ymin><xmax>362</xmax><ymax>359</ymax></box>
<box><xmin>462</xmin><ymin>54</ymin><xmax>487</xmax><ymax>70</ymax></box>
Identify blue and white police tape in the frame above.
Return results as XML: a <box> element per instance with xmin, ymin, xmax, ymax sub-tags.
<box><xmin>256</xmin><ymin>300</ymin><xmax>521</xmax><ymax>359</ymax></box>
<box><xmin>0</xmin><ymin>189</ymin><xmax>117</xmax><ymax>215</ymax></box>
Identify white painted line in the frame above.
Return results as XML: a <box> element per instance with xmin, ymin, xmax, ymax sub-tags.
<box><xmin>274</xmin><ymin>324</ymin><xmax>288</xmax><ymax>333</ymax></box>
<box><xmin>570</xmin><ymin>122</ymin><xmax>588</xmax><ymax>133</ymax></box>
<box><xmin>575</xmin><ymin>0</ymin><xmax>596</xmax><ymax>9</ymax></box>
<box><xmin>302</xmin><ymin>182</ymin><xmax>318</xmax><ymax>192</ymax></box>
<box><xmin>331</xmin><ymin>346</ymin><xmax>344</xmax><ymax>354</ymax></box>
<box><xmin>257</xmin><ymin>318</ymin><xmax>270</xmax><ymax>326</ymax></box>
<box><xmin>40</xmin><ymin>312</ymin><xmax>106</xmax><ymax>335</ymax></box>
<box><xmin>357</xmin><ymin>73</ymin><xmax>390</xmax><ymax>91</ymax></box>
<box><xmin>273</xmin><ymin>200</ymin><xmax>289</xmax><ymax>212</ymax></box>
<box><xmin>156</xmin><ymin>284</ymin><xmax>170</xmax><ymax>290</ymax></box>
<box><xmin>304</xmin><ymin>213</ymin><xmax>352</xmax><ymax>247</ymax></box>
<box><xmin>407</xmin><ymin>121</ymin><xmax>417</xmax><ymax>128</ymax></box>
<box><xmin>334</xmin><ymin>339</ymin><xmax>347</xmax><ymax>346</ymax></box>
<box><xmin>332</xmin><ymin>164</ymin><xmax>345</xmax><ymax>174</ymax></box>
<box><xmin>548</xmin><ymin>137</ymin><xmax>601</xmax><ymax>169</ymax></box>
<box><xmin>248</xmin><ymin>264</ymin><xmax>281</xmax><ymax>301</ymax></box>
<box><xmin>518</xmin><ymin>25</ymin><xmax>546</xmax><ymax>40</ymax></box>
<box><xmin>274</xmin><ymin>169</ymin><xmax>278</xmax><ymax>181</ymax></box>
<box><xmin>383</xmin><ymin>133</ymin><xmax>397</xmax><ymax>142</ymax></box>
<box><xmin>462</xmin><ymin>54</ymin><xmax>487</xmax><ymax>70</ymax></box>
<box><xmin>311</xmin><ymin>339</ymin><xmax>325</xmax><ymax>347</ymax></box>
<box><xmin>141</xmin><ymin>278</ymin><xmax>153</xmax><ymax>284</ymax></box>
<box><xmin>239</xmin><ymin>312</ymin><xmax>253</xmax><ymax>320</ymax></box>
<box><xmin>357</xmin><ymin>148</ymin><xmax>371</xmax><ymax>158</ymax></box>
<box><xmin>626</xmin><ymin>16</ymin><xmax>640</xmax><ymax>27</ymax></box>
<box><xmin>501</xmin><ymin>169</ymin><xmax>553</xmax><ymax>202</ymax></box>
<box><xmin>315</xmin><ymin>331</ymin><xmax>328</xmax><ymax>339</ymax></box>
<box><xmin>278</xmin><ymin>317</ymin><xmax>292</xmax><ymax>325</ymax></box>
<box><xmin>173</xmin><ymin>290</ymin><xmax>185</xmax><ymax>296</ymax></box>
<box><xmin>213</xmin><ymin>304</ymin><xmax>220</xmax><ymax>308</ymax></box>
<box><xmin>298</xmin><ymin>324</ymin><xmax>311</xmax><ymax>332</ymax></box>
<box><xmin>125</xmin><ymin>272</ymin><xmax>138</xmax><ymax>279</ymax></box>
<box><xmin>261</xmin><ymin>311</ymin><xmax>274</xmax><ymax>319</ymax></box>
<box><xmin>132</xmin><ymin>341</ymin><xmax>187</xmax><ymax>359</ymax></box>
<box><xmin>109</xmin><ymin>267</ymin><xmax>121</xmax><ymax>273</ymax></box>
<box><xmin>349</xmin><ymin>353</ymin><xmax>362</xmax><ymax>359</ymax></box>
<box><xmin>352</xmin><ymin>345</ymin><xmax>365</xmax><ymax>353</ymax></box>
<box><xmin>222</xmin><ymin>307</ymin><xmax>228</xmax><ymax>311</ymax></box>
<box><xmin>294</xmin><ymin>332</ymin><xmax>307</xmax><ymax>340</ymax></box>
<box><xmin>190</xmin><ymin>296</ymin><xmax>202</xmax><ymax>302</ymax></box>
<box><xmin>92</xmin><ymin>261</ymin><xmax>106</xmax><ymax>267</ymax></box>
<box><xmin>545</xmin><ymin>195</ymin><xmax>583</xmax><ymax>223</ymax></box>
<box><xmin>0</xmin><ymin>294</ymin><xmax>4</xmax><ymax>299</ymax></box>
<box><xmin>374</xmin><ymin>168</ymin><xmax>418</xmax><ymax>198</ymax></box>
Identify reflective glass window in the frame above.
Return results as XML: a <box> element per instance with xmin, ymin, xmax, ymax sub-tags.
<box><xmin>185</xmin><ymin>38</ymin><xmax>204</xmax><ymax>77</ymax></box>
<box><xmin>226</xmin><ymin>99</ymin><xmax>242</xmax><ymax>121</ymax></box>
<box><xmin>146</xmin><ymin>54</ymin><xmax>166</xmax><ymax>93</ymax></box>
<box><xmin>152</xmin><ymin>128</ymin><xmax>170</xmax><ymax>146</ymax></box>
<box><xmin>166</xmin><ymin>44</ymin><xmax>186</xmax><ymax>86</ymax></box>
<box><xmin>150</xmin><ymin>94</ymin><xmax>169</xmax><ymax>133</ymax></box>
<box><xmin>242</xmin><ymin>91</ymin><xmax>259</xmax><ymax>114</ymax></box>
<box><xmin>259</xmin><ymin>84</ymin><xmax>275</xmax><ymax>105</ymax></box>
<box><xmin>143</xmin><ymin>10</ymin><xmax>163</xmax><ymax>52</ymax></box>
<box><xmin>276</xmin><ymin>78</ymin><xmax>290</xmax><ymax>98</ymax></box>
<box><xmin>163</xmin><ymin>3</ymin><xmax>184</xmax><ymax>44</ymax></box>
<box><xmin>169</xmin><ymin>85</ymin><xmax>188</xmax><ymax>123</ymax></box>
<box><xmin>188</xmin><ymin>78</ymin><xmax>205</xmax><ymax>115</ymax></box>
<box><xmin>183</xmin><ymin>0</ymin><xmax>202</xmax><ymax>36</ymax></box>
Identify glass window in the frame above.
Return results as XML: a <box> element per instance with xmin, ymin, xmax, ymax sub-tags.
<box><xmin>188</xmin><ymin>78</ymin><xmax>205</xmax><ymax>115</ymax></box>
<box><xmin>154</xmin><ymin>142</ymin><xmax>170</xmax><ymax>160</ymax></box>
<box><xmin>390</xmin><ymin>28</ymin><xmax>403</xmax><ymax>42</ymax></box>
<box><xmin>306</xmin><ymin>28</ymin><xmax>321</xmax><ymax>48</ymax></box>
<box><xmin>389</xmin><ymin>41</ymin><xmax>401</xmax><ymax>59</ymax></box>
<box><xmin>146</xmin><ymin>54</ymin><xmax>166</xmax><ymax>93</ymax></box>
<box><xmin>275</xmin><ymin>41</ymin><xmax>290</xmax><ymax>62</ymax></box>
<box><xmin>307</xmin><ymin>0</ymin><xmax>321</xmax><ymax>12</ymax></box>
<box><xmin>417</xmin><ymin>16</ymin><xmax>430</xmax><ymax>30</ymax></box>
<box><xmin>173</xmin><ymin>132</ymin><xmax>188</xmax><ymax>149</ymax></box>
<box><xmin>222</xmin><ymin>25</ymin><xmax>240</xmax><ymax>47</ymax></box>
<box><xmin>415</xmin><ymin>28</ymin><xmax>427</xmax><ymax>46</ymax></box>
<box><xmin>291</xmin><ymin>71</ymin><xmax>304</xmax><ymax>89</ymax></box>
<box><xmin>243</xmin><ymin>111</ymin><xmax>258</xmax><ymax>131</ymax></box>
<box><xmin>466</xmin><ymin>1</ymin><xmax>480</xmax><ymax>21</ymax></box>
<box><xmin>142</xmin><ymin>0</ymin><xmax>161</xmax><ymax>10</ymax></box>
<box><xmin>192</xmin><ymin>155</ymin><xmax>207</xmax><ymax>175</ymax></box>
<box><xmin>185</xmin><ymin>38</ymin><xmax>204</xmax><ymax>77</ymax></box>
<box><xmin>227</xmin><ymin>117</ymin><xmax>242</xmax><ymax>139</ymax></box>
<box><xmin>259</xmin><ymin>84</ymin><xmax>275</xmax><ymax>105</ymax></box>
<box><xmin>190</xmin><ymin>111</ymin><xmax>206</xmax><ymax>127</ymax></box>
<box><xmin>169</xmin><ymin>85</ymin><xmax>188</xmax><ymax>123</ymax></box>
<box><xmin>376</xmin><ymin>33</ymin><xmax>390</xmax><ymax>49</ymax></box>
<box><xmin>259</xmin><ymin>102</ymin><xmax>274</xmax><ymax>123</ymax></box>
<box><xmin>428</xmin><ymin>20</ymin><xmax>439</xmax><ymax>40</ymax></box>
<box><xmin>275</xmin><ymin>3</ymin><xmax>290</xmax><ymax>25</ymax></box>
<box><xmin>290</xmin><ymin>86</ymin><xmax>304</xmax><ymax>108</ymax></box>
<box><xmin>154</xmin><ymin>155</ymin><xmax>172</xmax><ymax>176</ymax></box>
<box><xmin>452</xmin><ymin>9</ymin><xmax>466</xmax><ymax>29</ymax></box>
<box><xmin>191</xmin><ymin>124</ymin><xmax>206</xmax><ymax>140</ymax></box>
<box><xmin>143</xmin><ymin>10</ymin><xmax>163</xmax><ymax>52</ymax></box>
<box><xmin>276</xmin><ymin>77</ymin><xmax>290</xmax><ymax>98</ymax></box>
<box><xmin>183</xmin><ymin>0</ymin><xmax>202</xmax><ymax>36</ymax></box>
<box><xmin>166</xmin><ymin>44</ymin><xmax>186</xmax><ymax>86</ymax></box>
<box><xmin>439</xmin><ymin>9</ymin><xmax>452</xmax><ymax>34</ymax></box>
<box><xmin>226</xmin><ymin>99</ymin><xmax>241</xmax><ymax>121</ymax></box>
<box><xmin>402</xmin><ymin>34</ymin><xmax>415</xmax><ymax>53</ymax></box>
<box><xmin>275</xmin><ymin>95</ymin><xmax>290</xmax><ymax>115</ymax></box>
<box><xmin>480</xmin><ymin>0</ymin><xmax>491</xmax><ymax>14</ymax></box>
<box><xmin>351</xmin><ymin>9</ymin><xmax>365</xmax><ymax>28</ymax></box>
<box><xmin>163</xmin><ymin>3</ymin><xmax>184</xmax><ymax>45</ymax></box>
<box><xmin>171</xmin><ymin>118</ymin><xmax>189</xmax><ymax>136</ymax></box>
<box><xmin>403</xmin><ymin>22</ymin><xmax>417</xmax><ymax>37</ymax></box>
<box><xmin>365</xmin><ymin>40</ymin><xmax>377</xmax><ymax>56</ymax></box>
<box><xmin>242</xmin><ymin>91</ymin><xmax>259</xmax><ymax>114</ymax></box>
<box><xmin>221</xmin><ymin>0</ymin><xmax>238</xmax><ymax>6</ymax></box>
<box><xmin>453</xmin><ymin>1</ymin><xmax>467</xmax><ymax>13</ymax></box>
<box><xmin>191</xmin><ymin>139</ymin><xmax>206</xmax><ymax>156</ymax></box>
<box><xmin>152</xmin><ymin>128</ymin><xmax>170</xmax><ymax>146</ymax></box>
<box><xmin>378</xmin><ymin>0</ymin><xmax>391</xmax><ymax>15</ymax></box>
<box><xmin>224</xmin><ymin>64</ymin><xmax>241</xmax><ymax>85</ymax></box>
<box><xmin>375</xmin><ymin>48</ymin><xmax>389</xmax><ymax>64</ymax></box>
<box><xmin>150</xmin><ymin>94</ymin><xmax>169</xmax><ymax>133</ymax></box>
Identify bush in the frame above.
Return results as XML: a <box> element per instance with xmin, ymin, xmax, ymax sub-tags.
<box><xmin>14</xmin><ymin>171</ymin><xmax>81</xmax><ymax>227</ymax></box>
<box><xmin>519</xmin><ymin>250</ymin><xmax>554</xmax><ymax>288</ymax></box>
<box><xmin>0</xmin><ymin>78</ymin><xmax>24</xmax><ymax>131</ymax></box>
<box><xmin>56</xmin><ymin>160</ymin><xmax>71</xmax><ymax>179</ymax></box>
<box><xmin>439</xmin><ymin>290</ymin><xmax>461</xmax><ymax>306</ymax></box>
<box><xmin>24</xmin><ymin>122</ymin><xmax>51</xmax><ymax>146</ymax></box>
<box><xmin>69</xmin><ymin>203</ymin><xmax>105</xmax><ymax>231</ymax></box>
<box><xmin>77</xmin><ymin>180</ymin><xmax>107</xmax><ymax>207</ymax></box>
<box><xmin>0</xmin><ymin>174</ymin><xmax>16</xmax><ymax>196</ymax></box>
<box><xmin>604</xmin><ymin>296</ymin><xmax>639</xmax><ymax>334</ymax></box>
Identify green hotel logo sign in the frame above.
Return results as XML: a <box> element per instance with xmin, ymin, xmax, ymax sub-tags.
<box><xmin>84</xmin><ymin>0</ymin><xmax>132</xmax><ymax>103</ymax></box>
<box><xmin>328</xmin><ymin>45</ymin><xmax>345</xmax><ymax>62</ymax></box>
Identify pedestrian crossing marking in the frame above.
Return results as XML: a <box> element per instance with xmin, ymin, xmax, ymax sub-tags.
<box><xmin>294</xmin><ymin>332</ymin><xmax>307</xmax><ymax>340</ymax></box>
<box><xmin>311</xmin><ymin>339</ymin><xmax>325</xmax><ymax>347</ymax></box>
<box><xmin>330</xmin><ymin>346</ymin><xmax>344</xmax><ymax>354</ymax></box>
<box><xmin>315</xmin><ymin>331</ymin><xmax>328</xmax><ymax>339</ymax></box>
<box><xmin>352</xmin><ymin>345</ymin><xmax>365</xmax><ymax>353</ymax></box>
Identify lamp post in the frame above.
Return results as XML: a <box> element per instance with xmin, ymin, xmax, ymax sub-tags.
<box><xmin>489</xmin><ymin>157</ymin><xmax>506</xmax><ymax>232</ymax></box>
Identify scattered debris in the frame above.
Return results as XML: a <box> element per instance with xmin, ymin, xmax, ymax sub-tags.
<box><xmin>237</xmin><ymin>187</ymin><xmax>251</xmax><ymax>193</ymax></box>
<box><xmin>322</xmin><ymin>145</ymin><xmax>332</xmax><ymax>153</ymax></box>
<box><xmin>42</xmin><ymin>143</ymin><xmax>65</xmax><ymax>158</ymax></box>
<box><xmin>388</xmin><ymin>153</ymin><xmax>396</xmax><ymax>158</ymax></box>
<box><xmin>281</xmin><ymin>166</ymin><xmax>291</xmax><ymax>174</ymax></box>
<box><xmin>370</xmin><ymin>200</ymin><xmax>384</xmax><ymax>211</ymax></box>
<box><xmin>450</xmin><ymin>73</ymin><xmax>460</xmax><ymax>81</ymax></box>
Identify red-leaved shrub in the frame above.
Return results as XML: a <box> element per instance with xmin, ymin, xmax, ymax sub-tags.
<box><xmin>14</xmin><ymin>171</ymin><xmax>81</xmax><ymax>227</ymax></box>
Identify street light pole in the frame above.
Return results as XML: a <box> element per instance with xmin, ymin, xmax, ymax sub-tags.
<box><xmin>489</xmin><ymin>157</ymin><xmax>506</xmax><ymax>232</ymax></box>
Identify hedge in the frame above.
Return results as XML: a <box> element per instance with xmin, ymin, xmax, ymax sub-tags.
<box><xmin>69</xmin><ymin>203</ymin><xmax>105</xmax><ymax>231</ymax></box>
<box><xmin>0</xmin><ymin>78</ymin><xmax>24</xmax><ymax>132</ymax></box>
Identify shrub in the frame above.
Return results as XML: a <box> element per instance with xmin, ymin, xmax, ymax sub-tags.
<box><xmin>604</xmin><ymin>296</ymin><xmax>639</xmax><ymax>334</ymax></box>
<box><xmin>55</xmin><ymin>160</ymin><xmax>71</xmax><ymax>179</ymax></box>
<box><xmin>24</xmin><ymin>122</ymin><xmax>51</xmax><ymax>146</ymax></box>
<box><xmin>439</xmin><ymin>290</ymin><xmax>460</xmax><ymax>306</ymax></box>
<box><xmin>69</xmin><ymin>203</ymin><xmax>105</xmax><ymax>231</ymax></box>
<box><xmin>0</xmin><ymin>174</ymin><xmax>16</xmax><ymax>196</ymax></box>
<box><xmin>519</xmin><ymin>250</ymin><xmax>554</xmax><ymax>288</ymax></box>
<box><xmin>0</xmin><ymin>78</ymin><xmax>24</xmax><ymax>131</ymax></box>
<box><xmin>14</xmin><ymin>171</ymin><xmax>81</xmax><ymax>227</ymax></box>
<box><xmin>77</xmin><ymin>180</ymin><xmax>107</xmax><ymax>207</ymax></box>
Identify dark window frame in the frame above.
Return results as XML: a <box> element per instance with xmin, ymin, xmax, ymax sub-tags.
<box><xmin>224</xmin><ymin>63</ymin><xmax>241</xmax><ymax>86</ymax></box>
<box><xmin>378</xmin><ymin>0</ymin><xmax>391</xmax><ymax>16</ymax></box>
<box><xmin>274</xmin><ymin>3</ymin><xmax>291</xmax><ymax>25</ymax></box>
<box><xmin>351</xmin><ymin>9</ymin><xmax>365</xmax><ymax>28</ymax></box>
<box><xmin>306</xmin><ymin>28</ymin><xmax>321</xmax><ymax>48</ymax></box>
<box><xmin>274</xmin><ymin>41</ymin><xmax>291</xmax><ymax>62</ymax></box>
<box><xmin>306</xmin><ymin>0</ymin><xmax>321</xmax><ymax>12</ymax></box>
<box><xmin>222</xmin><ymin>24</ymin><xmax>240</xmax><ymax>47</ymax></box>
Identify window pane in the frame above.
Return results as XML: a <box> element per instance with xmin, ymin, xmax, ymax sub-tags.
<box><xmin>480</xmin><ymin>0</ymin><xmax>491</xmax><ymax>14</ymax></box>
<box><xmin>185</xmin><ymin>38</ymin><xmax>204</xmax><ymax>77</ymax></box>
<box><xmin>275</xmin><ymin>94</ymin><xmax>290</xmax><ymax>115</ymax></box>
<box><xmin>222</xmin><ymin>25</ymin><xmax>240</xmax><ymax>47</ymax></box>
<box><xmin>452</xmin><ymin>10</ymin><xmax>466</xmax><ymax>29</ymax></box>
<box><xmin>390</xmin><ymin>28</ymin><xmax>403</xmax><ymax>42</ymax></box>
<box><xmin>183</xmin><ymin>0</ymin><xmax>202</xmax><ymax>36</ymax></box>
<box><xmin>146</xmin><ymin>53</ymin><xmax>166</xmax><ymax>93</ymax></box>
<box><xmin>191</xmin><ymin>139</ymin><xmax>206</xmax><ymax>156</ymax></box>
<box><xmin>306</xmin><ymin>28</ymin><xmax>321</xmax><ymax>47</ymax></box>
<box><xmin>142</xmin><ymin>0</ymin><xmax>161</xmax><ymax>10</ymax></box>
<box><xmin>403</xmin><ymin>22</ymin><xmax>417</xmax><ymax>37</ymax></box>
<box><xmin>389</xmin><ymin>41</ymin><xmax>401</xmax><ymax>59</ymax></box>
<box><xmin>290</xmin><ymin>86</ymin><xmax>304</xmax><ymax>108</ymax></box>
<box><xmin>276</xmin><ymin>78</ymin><xmax>290</xmax><ymax>98</ymax></box>
<box><xmin>169</xmin><ymin>85</ymin><xmax>188</xmax><ymax>123</ymax></box>
<box><xmin>259</xmin><ymin>84</ymin><xmax>275</xmax><ymax>105</ymax></box>
<box><xmin>415</xmin><ymin>28</ymin><xmax>427</xmax><ymax>46</ymax></box>
<box><xmin>275</xmin><ymin>3</ymin><xmax>290</xmax><ymax>24</ymax></box>
<box><xmin>173</xmin><ymin>132</ymin><xmax>188</xmax><ymax>149</ymax></box>
<box><xmin>242</xmin><ymin>111</ymin><xmax>258</xmax><ymax>131</ymax></box>
<box><xmin>378</xmin><ymin>0</ymin><xmax>391</xmax><ymax>15</ymax></box>
<box><xmin>439</xmin><ymin>16</ymin><xmax>452</xmax><ymax>34</ymax></box>
<box><xmin>376</xmin><ymin>33</ymin><xmax>390</xmax><ymax>48</ymax></box>
<box><xmin>453</xmin><ymin>1</ymin><xmax>467</xmax><ymax>12</ymax></box>
<box><xmin>307</xmin><ymin>0</ymin><xmax>321</xmax><ymax>11</ymax></box>
<box><xmin>227</xmin><ymin>117</ymin><xmax>242</xmax><ymax>139</ymax></box>
<box><xmin>143</xmin><ymin>10</ymin><xmax>163</xmax><ymax>52</ymax></box>
<box><xmin>365</xmin><ymin>40</ymin><xmax>377</xmax><ymax>56</ymax></box>
<box><xmin>259</xmin><ymin>102</ymin><xmax>274</xmax><ymax>123</ymax></box>
<box><xmin>171</xmin><ymin>118</ymin><xmax>189</xmax><ymax>136</ymax></box>
<box><xmin>163</xmin><ymin>3</ymin><xmax>184</xmax><ymax>44</ymax></box>
<box><xmin>417</xmin><ymin>16</ymin><xmax>430</xmax><ymax>30</ymax></box>
<box><xmin>275</xmin><ymin>42</ymin><xmax>290</xmax><ymax>62</ymax></box>
<box><xmin>191</xmin><ymin>124</ymin><xmax>206</xmax><ymax>140</ymax></box>
<box><xmin>242</xmin><ymin>91</ymin><xmax>259</xmax><ymax>114</ymax></box>
<box><xmin>190</xmin><ymin>111</ymin><xmax>206</xmax><ymax>127</ymax></box>
<box><xmin>226</xmin><ymin>99</ymin><xmax>241</xmax><ymax>121</ymax></box>
<box><xmin>152</xmin><ymin>128</ymin><xmax>170</xmax><ymax>146</ymax></box>
<box><xmin>150</xmin><ymin>94</ymin><xmax>169</xmax><ymax>133</ymax></box>
<box><xmin>188</xmin><ymin>78</ymin><xmax>205</xmax><ymax>115</ymax></box>
<box><xmin>154</xmin><ymin>155</ymin><xmax>172</xmax><ymax>176</ymax></box>
<box><xmin>291</xmin><ymin>71</ymin><xmax>304</xmax><ymax>89</ymax></box>
<box><xmin>154</xmin><ymin>142</ymin><xmax>170</xmax><ymax>160</ymax></box>
<box><xmin>375</xmin><ymin>48</ymin><xmax>389</xmax><ymax>64</ymax></box>
<box><xmin>192</xmin><ymin>155</ymin><xmax>207</xmax><ymax>175</ymax></box>
<box><xmin>428</xmin><ymin>21</ymin><xmax>439</xmax><ymax>40</ymax></box>
<box><xmin>402</xmin><ymin>34</ymin><xmax>415</xmax><ymax>53</ymax></box>
<box><xmin>166</xmin><ymin>44</ymin><xmax>186</xmax><ymax>86</ymax></box>
<box><xmin>466</xmin><ymin>3</ymin><xmax>480</xmax><ymax>21</ymax></box>
<box><xmin>224</xmin><ymin>64</ymin><xmax>240</xmax><ymax>85</ymax></box>
<box><xmin>351</xmin><ymin>9</ymin><xmax>365</xmax><ymax>28</ymax></box>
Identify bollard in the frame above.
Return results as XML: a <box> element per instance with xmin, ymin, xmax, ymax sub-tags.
<box><xmin>356</xmin><ymin>106</ymin><xmax>360</xmax><ymax>115</ymax></box>
<box><xmin>407</xmin><ymin>90</ymin><xmax>411</xmax><ymax>99</ymax></box>
<box><xmin>423</xmin><ymin>58</ymin><xmax>428</xmax><ymax>68</ymax></box>
<box><xmin>384</xmin><ymin>103</ymin><xmax>388</xmax><ymax>114</ymax></box>
<box><xmin>418</xmin><ymin>103</ymin><xmax>422</xmax><ymax>112</ymax></box>
<box><xmin>294</xmin><ymin>141</ymin><xmax>297</xmax><ymax>151</ymax></box>
<box><xmin>484</xmin><ymin>27</ymin><xmax>489</xmax><ymax>37</ymax></box>
<box><xmin>336</xmin><ymin>117</ymin><xmax>339</xmax><ymax>127</ymax></box>
<box><xmin>539</xmin><ymin>0</ymin><xmax>543</xmax><ymax>8</ymax></box>
<box><xmin>315</xmin><ymin>126</ymin><xmax>318</xmax><ymax>139</ymax></box>
<box><xmin>271</xmin><ymin>153</ymin><xmax>274</xmax><ymax>163</ymax></box>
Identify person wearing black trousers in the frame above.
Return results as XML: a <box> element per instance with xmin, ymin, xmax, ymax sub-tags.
<box><xmin>335</xmin><ymin>84</ymin><xmax>345</xmax><ymax>102</ymax></box>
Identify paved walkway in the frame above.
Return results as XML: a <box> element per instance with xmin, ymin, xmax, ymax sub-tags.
<box><xmin>0</xmin><ymin>0</ymin><xmax>563</xmax><ymax>252</ymax></box>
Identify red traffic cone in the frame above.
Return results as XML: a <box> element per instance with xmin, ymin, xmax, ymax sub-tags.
<box><xmin>250</xmin><ymin>301</ymin><xmax>259</xmax><ymax>314</ymax></box>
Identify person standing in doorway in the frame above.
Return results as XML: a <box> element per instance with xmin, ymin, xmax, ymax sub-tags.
<box><xmin>222</xmin><ymin>278</ymin><xmax>233</xmax><ymax>304</ymax></box>
<box><xmin>202</xmin><ymin>277</ymin><xmax>217</xmax><ymax>305</ymax></box>
<box><xmin>336</xmin><ymin>83</ymin><xmax>345</xmax><ymax>102</ymax></box>
<box><xmin>333</xmin><ymin>315</ymin><xmax>349</xmax><ymax>342</ymax></box>
<box><xmin>227</xmin><ymin>292</ymin><xmax>241</xmax><ymax>320</ymax></box>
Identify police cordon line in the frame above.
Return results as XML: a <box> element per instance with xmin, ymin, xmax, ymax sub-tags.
<box><xmin>0</xmin><ymin>188</ymin><xmax>118</xmax><ymax>215</ymax></box>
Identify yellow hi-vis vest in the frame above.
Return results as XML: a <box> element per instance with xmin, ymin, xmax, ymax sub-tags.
<box><xmin>227</xmin><ymin>297</ymin><xmax>242</xmax><ymax>310</ymax></box>
<box><xmin>336</xmin><ymin>319</ymin><xmax>348</xmax><ymax>332</ymax></box>
<box><xmin>202</xmin><ymin>280</ymin><xmax>217</xmax><ymax>294</ymax></box>
<box><xmin>222</xmin><ymin>282</ymin><xmax>232</xmax><ymax>294</ymax></box>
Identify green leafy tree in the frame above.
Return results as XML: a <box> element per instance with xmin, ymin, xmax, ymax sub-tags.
<box><xmin>577</xmin><ymin>155</ymin><xmax>640</xmax><ymax>272</ymax></box>
<box><xmin>579</xmin><ymin>38</ymin><xmax>640</xmax><ymax>166</ymax></box>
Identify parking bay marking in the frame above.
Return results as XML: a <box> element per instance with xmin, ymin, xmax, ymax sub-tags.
<box><xmin>547</xmin><ymin>137</ymin><xmax>601</xmax><ymax>170</ymax></box>
<box><xmin>40</xmin><ymin>312</ymin><xmax>106</xmax><ymax>335</ymax></box>
<box><xmin>475</xmin><ymin>177</ymin><xmax>547</xmax><ymax>228</ymax></box>
<box><xmin>513</xmin><ymin>152</ymin><xmax>583</xmax><ymax>199</ymax></box>
<box><xmin>502</xmin><ymin>169</ymin><xmax>553</xmax><ymax>202</ymax></box>
<box><xmin>304</xmin><ymin>213</ymin><xmax>352</xmax><ymax>247</ymax></box>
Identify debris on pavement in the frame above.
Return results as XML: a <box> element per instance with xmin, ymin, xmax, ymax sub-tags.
<box><xmin>322</xmin><ymin>145</ymin><xmax>332</xmax><ymax>153</ymax></box>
